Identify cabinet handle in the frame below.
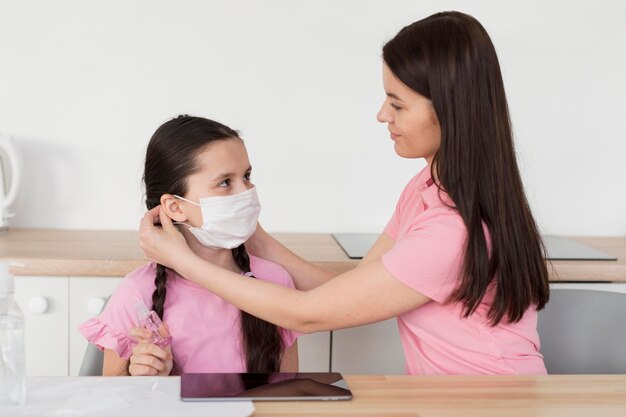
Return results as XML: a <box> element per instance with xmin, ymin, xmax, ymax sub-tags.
<box><xmin>28</xmin><ymin>296</ymin><xmax>49</xmax><ymax>314</ymax></box>
<box><xmin>87</xmin><ymin>297</ymin><xmax>106</xmax><ymax>315</ymax></box>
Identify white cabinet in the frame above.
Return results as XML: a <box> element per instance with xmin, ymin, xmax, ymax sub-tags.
<box><xmin>331</xmin><ymin>319</ymin><xmax>405</xmax><ymax>374</ymax></box>
<box><xmin>13</xmin><ymin>276</ymin><xmax>69</xmax><ymax>376</ymax></box>
<box><xmin>549</xmin><ymin>282</ymin><xmax>626</xmax><ymax>293</ymax></box>
<box><xmin>13</xmin><ymin>275</ymin><xmax>121</xmax><ymax>376</ymax></box>
<box><xmin>68</xmin><ymin>277</ymin><xmax>122</xmax><ymax>376</ymax></box>
<box><xmin>298</xmin><ymin>332</ymin><xmax>330</xmax><ymax>372</ymax></box>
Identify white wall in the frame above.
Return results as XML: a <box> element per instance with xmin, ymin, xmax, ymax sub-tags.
<box><xmin>1</xmin><ymin>0</ymin><xmax>624</xmax><ymax>236</ymax></box>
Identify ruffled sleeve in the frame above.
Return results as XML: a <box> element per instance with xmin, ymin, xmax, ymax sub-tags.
<box><xmin>76</xmin><ymin>265</ymin><xmax>156</xmax><ymax>360</ymax></box>
<box><xmin>77</xmin><ymin>317</ymin><xmax>137</xmax><ymax>360</ymax></box>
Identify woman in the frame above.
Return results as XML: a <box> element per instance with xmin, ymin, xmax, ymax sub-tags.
<box><xmin>139</xmin><ymin>11</ymin><xmax>550</xmax><ymax>375</ymax></box>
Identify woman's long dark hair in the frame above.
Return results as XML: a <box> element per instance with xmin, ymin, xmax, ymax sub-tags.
<box><xmin>143</xmin><ymin>115</ymin><xmax>283</xmax><ymax>372</ymax></box>
<box><xmin>383</xmin><ymin>11</ymin><xmax>549</xmax><ymax>325</ymax></box>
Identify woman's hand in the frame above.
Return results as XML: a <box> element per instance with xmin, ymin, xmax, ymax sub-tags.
<box><xmin>139</xmin><ymin>206</ymin><xmax>192</xmax><ymax>270</ymax></box>
<box><xmin>128</xmin><ymin>326</ymin><xmax>173</xmax><ymax>376</ymax></box>
<box><xmin>244</xmin><ymin>222</ymin><xmax>272</xmax><ymax>258</ymax></box>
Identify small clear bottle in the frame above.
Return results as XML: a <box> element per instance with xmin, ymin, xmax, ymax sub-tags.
<box><xmin>134</xmin><ymin>303</ymin><xmax>171</xmax><ymax>348</ymax></box>
<box><xmin>0</xmin><ymin>263</ymin><xmax>26</xmax><ymax>406</ymax></box>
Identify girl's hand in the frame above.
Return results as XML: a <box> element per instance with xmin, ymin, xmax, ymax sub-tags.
<box><xmin>128</xmin><ymin>325</ymin><xmax>173</xmax><ymax>376</ymax></box>
<box><xmin>139</xmin><ymin>206</ymin><xmax>192</xmax><ymax>270</ymax></box>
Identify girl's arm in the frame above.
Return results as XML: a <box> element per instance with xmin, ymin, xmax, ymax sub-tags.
<box><xmin>140</xmin><ymin>208</ymin><xmax>430</xmax><ymax>334</ymax></box>
<box><xmin>103</xmin><ymin>349</ymin><xmax>129</xmax><ymax>376</ymax></box>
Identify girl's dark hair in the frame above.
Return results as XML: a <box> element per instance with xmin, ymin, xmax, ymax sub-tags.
<box><xmin>382</xmin><ymin>11</ymin><xmax>549</xmax><ymax>325</ymax></box>
<box><xmin>143</xmin><ymin>115</ymin><xmax>283</xmax><ymax>372</ymax></box>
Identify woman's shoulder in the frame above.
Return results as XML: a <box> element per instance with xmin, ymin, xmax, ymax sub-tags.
<box><xmin>395</xmin><ymin>166</ymin><xmax>434</xmax><ymax>205</ymax></box>
<box><xmin>248</xmin><ymin>255</ymin><xmax>294</xmax><ymax>288</ymax></box>
<box><xmin>407</xmin><ymin>165</ymin><xmax>432</xmax><ymax>189</ymax></box>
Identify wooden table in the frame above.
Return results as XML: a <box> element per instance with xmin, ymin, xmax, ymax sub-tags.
<box><xmin>0</xmin><ymin>228</ymin><xmax>625</xmax><ymax>281</ymax></box>
<box><xmin>12</xmin><ymin>375</ymin><xmax>626</xmax><ymax>416</ymax></box>
<box><xmin>253</xmin><ymin>375</ymin><xmax>626</xmax><ymax>416</ymax></box>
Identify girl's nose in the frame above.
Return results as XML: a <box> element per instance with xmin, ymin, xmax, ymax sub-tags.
<box><xmin>238</xmin><ymin>180</ymin><xmax>254</xmax><ymax>194</ymax></box>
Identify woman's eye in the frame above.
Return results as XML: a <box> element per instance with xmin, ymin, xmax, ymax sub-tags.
<box><xmin>244</xmin><ymin>172</ymin><xmax>252</xmax><ymax>181</ymax></box>
<box><xmin>391</xmin><ymin>103</ymin><xmax>402</xmax><ymax>111</ymax></box>
<box><xmin>219</xmin><ymin>179</ymin><xmax>230</xmax><ymax>187</ymax></box>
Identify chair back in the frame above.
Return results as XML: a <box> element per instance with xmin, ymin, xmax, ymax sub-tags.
<box><xmin>78</xmin><ymin>297</ymin><xmax>110</xmax><ymax>376</ymax></box>
<box><xmin>537</xmin><ymin>289</ymin><xmax>626</xmax><ymax>374</ymax></box>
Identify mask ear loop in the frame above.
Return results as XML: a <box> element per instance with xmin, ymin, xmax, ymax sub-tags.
<box><xmin>173</xmin><ymin>195</ymin><xmax>200</xmax><ymax>206</ymax></box>
<box><xmin>171</xmin><ymin>195</ymin><xmax>199</xmax><ymax>229</ymax></box>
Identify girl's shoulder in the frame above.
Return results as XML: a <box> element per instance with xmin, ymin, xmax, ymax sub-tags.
<box><xmin>248</xmin><ymin>255</ymin><xmax>295</xmax><ymax>289</ymax></box>
<box><xmin>120</xmin><ymin>262</ymin><xmax>163</xmax><ymax>293</ymax></box>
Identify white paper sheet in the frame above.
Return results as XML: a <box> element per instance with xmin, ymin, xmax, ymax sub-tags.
<box><xmin>0</xmin><ymin>376</ymin><xmax>254</xmax><ymax>417</ymax></box>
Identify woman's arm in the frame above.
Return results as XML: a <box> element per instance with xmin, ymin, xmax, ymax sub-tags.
<box><xmin>140</xmin><ymin>208</ymin><xmax>430</xmax><ymax>333</ymax></box>
<box><xmin>359</xmin><ymin>233</ymin><xmax>395</xmax><ymax>267</ymax></box>
<box><xmin>239</xmin><ymin>221</ymin><xmax>394</xmax><ymax>290</ymax></box>
<box><xmin>246</xmin><ymin>224</ymin><xmax>336</xmax><ymax>291</ymax></box>
<box><xmin>280</xmin><ymin>341</ymin><xmax>299</xmax><ymax>372</ymax></box>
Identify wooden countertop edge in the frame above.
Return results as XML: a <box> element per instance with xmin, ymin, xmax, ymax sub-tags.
<box><xmin>6</xmin><ymin>258</ymin><xmax>360</xmax><ymax>278</ymax></box>
<box><xmin>6</xmin><ymin>257</ymin><xmax>626</xmax><ymax>282</ymax></box>
<box><xmin>2</xmin><ymin>230</ymin><xmax>625</xmax><ymax>281</ymax></box>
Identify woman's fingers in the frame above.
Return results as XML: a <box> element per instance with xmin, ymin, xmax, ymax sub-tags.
<box><xmin>139</xmin><ymin>205</ymin><xmax>191</xmax><ymax>269</ymax></box>
<box><xmin>157</xmin><ymin>205</ymin><xmax>175</xmax><ymax>231</ymax></box>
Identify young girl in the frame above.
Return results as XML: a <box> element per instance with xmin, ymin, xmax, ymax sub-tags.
<box><xmin>139</xmin><ymin>11</ymin><xmax>550</xmax><ymax>375</ymax></box>
<box><xmin>78</xmin><ymin>115</ymin><xmax>298</xmax><ymax>376</ymax></box>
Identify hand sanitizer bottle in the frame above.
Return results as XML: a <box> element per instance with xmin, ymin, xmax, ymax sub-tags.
<box><xmin>134</xmin><ymin>303</ymin><xmax>172</xmax><ymax>348</ymax></box>
<box><xmin>0</xmin><ymin>263</ymin><xmax>26</xmax><ymax>406</ymax></box>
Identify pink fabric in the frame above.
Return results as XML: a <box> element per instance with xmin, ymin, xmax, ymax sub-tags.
<box><xmin>77</xmin><ymin>255</ymin><xmax>297</xmax><ymax>374</ymax></box>
<box><xmin>381</xmin><ymin>167</ymin><xmax>546</xmax><ymax>375</ymax></box>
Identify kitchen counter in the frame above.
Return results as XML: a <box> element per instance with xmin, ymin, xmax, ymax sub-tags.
<box><xmin>0</xmin><ymin>228</ymin><xmax>624</xmax><ymax>281</ymax></box>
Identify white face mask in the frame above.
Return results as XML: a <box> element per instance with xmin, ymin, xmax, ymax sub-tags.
<box><xmin>174</xmin><ymin>187</ymin><xmax>261</xmax><ymax>249</ymax></box>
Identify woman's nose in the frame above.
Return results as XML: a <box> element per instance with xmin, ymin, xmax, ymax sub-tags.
<box><xmin>377</xmin><ymin>105</ymin><xmax>391</xmax><ymax>124</ymax></box>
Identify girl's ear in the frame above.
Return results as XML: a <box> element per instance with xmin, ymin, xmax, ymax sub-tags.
<box><xmin>159</xmin><ymin>194</ymin><xmax>188</xmax><ymax>222</ymax></box>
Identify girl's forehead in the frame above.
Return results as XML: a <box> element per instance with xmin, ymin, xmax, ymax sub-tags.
<box><xmin>193</xmin><ymin>138</ymin><xmax>250</xmax><ymax>173</ymax></box>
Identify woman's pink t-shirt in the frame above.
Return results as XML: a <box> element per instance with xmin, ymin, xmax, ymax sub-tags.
<box><xmin>77</xmin><ymin>255</ymin><xmax>297</xmax><ymax>374</ymax></box>
<box><xmin>381</xmin><ymin>167</ymin><xmax>546</xmax><ymax>375</ymax></box>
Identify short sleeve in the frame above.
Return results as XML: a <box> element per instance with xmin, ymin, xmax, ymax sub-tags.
<box><xmin>76</xmin><ymin>275</ymin><xmax>148</xmax><ymax>360</ymax></box>
<box><xmin>384</xmin><ymin>206</ymin><xmax>401</xmax><ymax>240</ymax></box>
<box><xmin>381</xmin><ymin>212</ymin><xmax>467</xmax><ymax>304</ymax></box>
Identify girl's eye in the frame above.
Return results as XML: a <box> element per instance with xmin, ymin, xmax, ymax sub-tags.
<box><xmin>244</xmin><ymin>172</ymin><xmax>252</xmax><ymax>181</ymax></box>
<box><xmin>219</xmin><ymin>178</ymin><xmax>230</xmax><ymax>187</ymax></box>
<box><xmin>391</xmin><ymin>103</ymin><xmax>402</xmax><ymax>111</ymax></box>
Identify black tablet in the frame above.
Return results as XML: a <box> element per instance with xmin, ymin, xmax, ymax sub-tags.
<box><xmin>180</xmin><ymin>372</ymin><xmax>353</xmax><ymax>401</ymax></box>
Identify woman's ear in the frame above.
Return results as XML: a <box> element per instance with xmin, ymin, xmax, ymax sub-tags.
<box><xmin>159</xmin><ymin>194</ymin><xmax>188</xmax><ymax>222</ymax></box>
